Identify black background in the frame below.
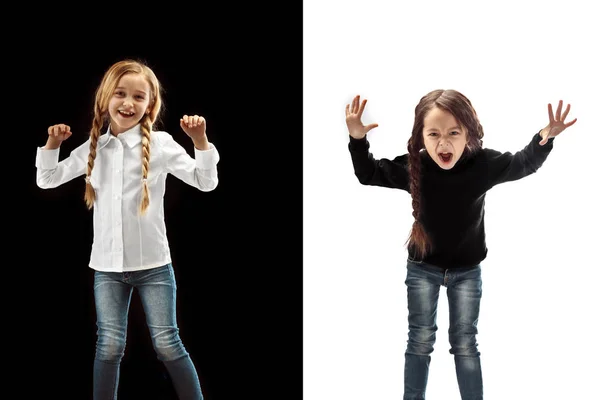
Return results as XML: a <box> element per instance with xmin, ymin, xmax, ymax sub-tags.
<box><xmin>8</xmin><ymin>4</ymin><xmax>302</xmax><ymax>399</ymax></box>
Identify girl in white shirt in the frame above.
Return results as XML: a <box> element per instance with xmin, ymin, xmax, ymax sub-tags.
<box><xmin>36</xmin><ymin>59</ymin><xmax>219</xmax><ymax>400</ymax></box>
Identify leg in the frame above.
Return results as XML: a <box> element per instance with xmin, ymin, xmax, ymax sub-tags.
<box><xmin>93</xmin><ymin>271</ymin><xmax>134</xmax><ymax>400</ymax></box>
<box><xmin>404</xmin><ymin>262</ymin><xmax>443</xmax><ymax>400</ymax></box>
<box><xmin>446</xmin><ymin>266</ymin><xmax>483</xmax><ymax>400</ymax></box>
<box><xmin>135</xmin><ymin>264</ymin><xmax>203</xmax><ymax>400</ymax></box>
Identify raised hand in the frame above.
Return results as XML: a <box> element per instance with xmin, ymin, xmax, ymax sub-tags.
<box><xmin>45</xmin><ymin>124</ymin><xmax>73</xmax><ymax>149</ymax></box>
<box><xmin>180</xmin><ymin>114</ymin><xmax>207</xmax><ymax>141</ymax></box>
<box><xmin>48</xmin><ymin>124</ymin><xmax>73</xmax><ymax>142</ymax></box>
<box><xmin>345</xmin><ymin>95</ymin><xmax>379</xmax><ymax>140</ymax></box>
<box><xmin>539</xmin><ymin>100</ymin><xmax>577</xmax><ymax>146</ymax></box>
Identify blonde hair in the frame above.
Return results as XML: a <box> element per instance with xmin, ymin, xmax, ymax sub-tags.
<box><xmin>84</xmin><ymin>59</ymin><xmax>163</xmax><ymax>215</ymax></box>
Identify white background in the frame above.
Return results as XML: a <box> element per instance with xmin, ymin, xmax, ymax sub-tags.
<box><xmin>304</xmin><ymin>1</ymin><xmax>599</xmax><ymax>399</ymax></box>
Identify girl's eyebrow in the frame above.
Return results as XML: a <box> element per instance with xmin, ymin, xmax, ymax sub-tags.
<box><xmin>115</xmin><ymin>86</ymin><xmax>148</xmax><ymax>95</ymax></box>
<box><xmin>425</xmin><ymin>126</ymin><xmax>461</xmax><ymax>132</ymax></box>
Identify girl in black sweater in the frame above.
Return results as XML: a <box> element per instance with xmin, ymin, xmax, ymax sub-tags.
<box><xmin>346</xmin><ymin>90</ymin><xmax>576</xmax><ymax>400</ymax></box>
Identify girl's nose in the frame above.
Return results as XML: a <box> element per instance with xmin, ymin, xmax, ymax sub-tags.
<box><xmin>439</xmin><ymin>139</ymin><xmax>448</xmax><ymax>146</ymax></box>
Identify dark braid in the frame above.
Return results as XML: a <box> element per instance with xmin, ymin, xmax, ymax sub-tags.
<box><xmin>405</xmin><ymin>138</ymin><xmax>431</xmax><ymax>259</ymax></box>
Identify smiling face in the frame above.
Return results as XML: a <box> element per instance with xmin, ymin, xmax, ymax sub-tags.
<box><xmin>108</xmin><ymin>73</ymin><xmax>152</xmax><ymax>135</ymax></box>
<box><xmin>422</xmin><ymin>106</ymin><xmax>468</xmax><ymax>170</ymax></box>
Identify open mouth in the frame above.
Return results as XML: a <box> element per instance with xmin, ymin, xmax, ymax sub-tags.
<box><xmin>438</xmin><ymin>152</ymin><xmax>453</xmax><ymax>164</ymax></box>
<box><xmin>118</xmin><ymin>110</ymin><xmax>135</xmax><ymax>118</ymax></box>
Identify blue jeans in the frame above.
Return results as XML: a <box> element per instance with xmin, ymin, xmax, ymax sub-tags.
<box><xmin>93</xmin><ymin>263</ymin><xmax>203</xmax><ymax>400</ymax></box>
<box><xmin>404</xmin><ymin>261</ymin><xmax>483</xmax><ymax>400</ymax></box>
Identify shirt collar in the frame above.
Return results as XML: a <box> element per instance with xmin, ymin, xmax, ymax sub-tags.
<box><xmin>97</xmin><ymin>124</ymin><xmax>143</xmax><ymax>150</ymax></box>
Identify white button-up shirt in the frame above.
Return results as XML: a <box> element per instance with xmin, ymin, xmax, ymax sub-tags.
<box><xmin>36</xmin><ymin>124</ymin><xmax>219</xmax><ymax>272</ymax></box>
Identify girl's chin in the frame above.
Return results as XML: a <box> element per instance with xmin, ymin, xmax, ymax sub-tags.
<box><xmin>436</xmin><ymin>162</ymin><xmax>455</xmax><ymax>170</ymax></box>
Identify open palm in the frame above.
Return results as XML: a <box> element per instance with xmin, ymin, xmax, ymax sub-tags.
<box><xmin>345</xmin><ymin>95</ymin><xmax>379</xmax><ymax>139</ymax></box>
<box><xmin>539</xmin><ymin>100</ymin><xmax>577</xmax><ymax>146</ymax></box>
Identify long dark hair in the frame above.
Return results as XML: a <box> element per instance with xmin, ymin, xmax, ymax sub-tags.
<box><xmin>406</xmin><ymin>89</ymin><xmax>484</xmax><ymax>258</ymax></box>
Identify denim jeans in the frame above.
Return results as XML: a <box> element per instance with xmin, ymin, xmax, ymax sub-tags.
<box><xmin>92</xmin><ymin>263</ymin><xmax>203</xmax><ymax>400</ymax></box>
<box><xmin>403</xmin><ymin>261</ymin><xmax>483</xmax><ymax>400</ymax></box>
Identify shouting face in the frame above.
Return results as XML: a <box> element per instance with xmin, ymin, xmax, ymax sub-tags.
<box><xmin>422</xmin><ymin>106</ymin><xmax>467</xmax><ymax>170</ymax></box>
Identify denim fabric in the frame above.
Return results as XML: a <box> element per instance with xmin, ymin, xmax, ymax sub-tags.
<box><xmin>404</xmin><ymin>261</ymin><xmax>483</xmax><ymax>400</ymax></box>
<box><xmin>92</xmin><ymin>263</ymin><xmax>203</xmax><ymax>400</ymax></box>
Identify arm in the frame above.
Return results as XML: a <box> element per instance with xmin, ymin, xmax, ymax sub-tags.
<box><xmin>486</xmin><ymin>131</ymin><xmax>554</xmax><ymax>186</ymax></box>
<box><xmin>36</xmin><ymin>124</ymin><xmax>88</xmax><ymax>189</ymax></box>
<box><xmin>160</xmin><ymin>131</ymin><xmax>219</xmax><ymax>192</ymax></box>
<box><xmin>487</xmin><ymin>99</ymin><xmax>577</xmax><ymax>187</ymax></box>
<box><xmin>345</xmin><ymin>94</ymin><xmax>409</xmax><ymax>190</ymax></box>
<box><xmin>348</xmin><ymin>136</ymin><xmax>409</xmax><ymax>190</ymax></box>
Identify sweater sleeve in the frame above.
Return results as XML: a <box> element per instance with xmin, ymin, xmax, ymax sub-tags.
<box><xmin>485</xmin><ymin>131</ymin><xmax>554</xmax><ymax>188</ymax></box>
<box><xmin>348</xmin><ymin>135</ymin><xmax>410</xmax><ymax>191</ymax></box>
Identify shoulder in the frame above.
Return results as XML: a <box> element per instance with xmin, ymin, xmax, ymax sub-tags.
<box><xmin>151</xmin><ymin>130</ymin><xmax>173</xmax><ymax>141</ymax></box>
<box><xmin>150</xmin><ymin>130</ymin><xmax>177</xmax><ymax>147</ymax></box>
<box><xmin>470</xmin><ymin>146</ymin><xmax>502</xmax><ymax>161</ymax></box>
<box><xmin>474</xmin><ymin>148</ymin><xmax>511</xmax><ymax>172</ymax></box>
<box><xmin>395</xmin><ymin>153</ymin><xmax>410</xmax><ymax>164</ymax></box>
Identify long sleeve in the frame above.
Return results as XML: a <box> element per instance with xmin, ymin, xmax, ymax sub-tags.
<box><xmin>485</xmin><ymin>131</ymin><xmax>554</xmax><ymax>189</ymax></box>
<box><xmin>348</xmin><ymin>135</ymin><xmax>410</xmax><ymax>191</ymax></box>
<box><xmin>35</xmin><ymin>140</ymin><xmax>90</xmax><ymax>189</ymax></box>
<box><xmin>159</xmin><ymin>132</ymin><xmax>220</xmax><ymax>192</ymax></box>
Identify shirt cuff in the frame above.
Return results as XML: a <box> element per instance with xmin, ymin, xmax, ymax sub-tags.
<box><xmin>535</xmin><ymin>131</ymin><xmax>554</xmax><ymax>149</ymax></box>
<box><xmin>193</xmin><ymin>142</ymin><xmax>219</xmax><ymax>169</ymax></box>
<box><xmin>35</xmin><ymin>147</ymin><xmax>60</xmax><ymax>169</ymax></box>
<box><xmin>348</xmin><ymin>135</ymin><xmax>369</xmax><ymax>151</ymax></box>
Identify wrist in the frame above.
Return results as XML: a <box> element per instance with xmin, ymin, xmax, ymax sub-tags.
<box><xmin>192</xmin><ymin>134</ymin><xmax>209</xmax><ymax>150</ymax></box>
<box><xmin>44</xmin><ymin>137</ymin><xmax>61</xmax><ymax>150</ymax></box>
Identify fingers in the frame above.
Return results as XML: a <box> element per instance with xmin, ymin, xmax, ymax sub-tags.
<box><xmin>365</xmin><ymin>123</ymin><xmax>379</xmax><ymax>132</ymax></box>
<box><xmin>564</xmin><ymin>118</ymin><xmax>577</xmax><ymax>127</ymax></box>
<box><xmin>346</xmin><ymin>95</ymin><xmax>368</xmax><ymax>116</ymax></box>
<box><xmin>48</xmin><ymin>124</ymin><xmax>71</xmax><ymax>138</ymax></box>
<box><xmin>560</xmin><ymin>103</ymin><xmax>571</xmax><ymax>121</ymax></box>
<box><xmin>548</xmin><ymin>100</ymin><xmax>576</xmax><ymax>126</ymax></box>
<box><xmin>357</xmin><ymin>98</ymin><xmax>368</xmax><ymax>118</ymax></box>
<box><xmin>555</xmin><ymin>100</ymin><xmax>563</xmax><ymax>121</ymax></box>
<box><xmin>180</xmin><ymin>115</ymin><xmax>206</xmax><ymax>128</ymax></box>
<box><xmin>555</xmin><ymin>101</ymin><xmax>576</xmax><ymax>127</ymax></box>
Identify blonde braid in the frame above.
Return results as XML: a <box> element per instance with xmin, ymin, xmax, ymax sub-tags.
<box><xmin>139</xmin><ymin>116</ymin><xmax>152</xmax><ymax>215</ymax></box>
<box><xmin>84</xmin><ymin>115</ymin><xmax>104</xmax><ymax>209</ymax></box>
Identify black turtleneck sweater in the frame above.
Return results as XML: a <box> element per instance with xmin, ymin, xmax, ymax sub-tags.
<box><xmin>348</xmin><ymin>132</ymin><xmax>554</xmax><ymax>269</ymax></box>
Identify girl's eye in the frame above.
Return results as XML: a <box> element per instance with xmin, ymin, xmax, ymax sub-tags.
<box><xmin>451</xmin><ymin>131</ymin><xmax>460</xmax><ymax>135</ymax></box>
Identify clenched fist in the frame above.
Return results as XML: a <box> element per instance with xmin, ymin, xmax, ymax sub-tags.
<box><xmin>45</xmin><ymin>124</ymin><xmax>73</xmax><ymax>149</ymax></box>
